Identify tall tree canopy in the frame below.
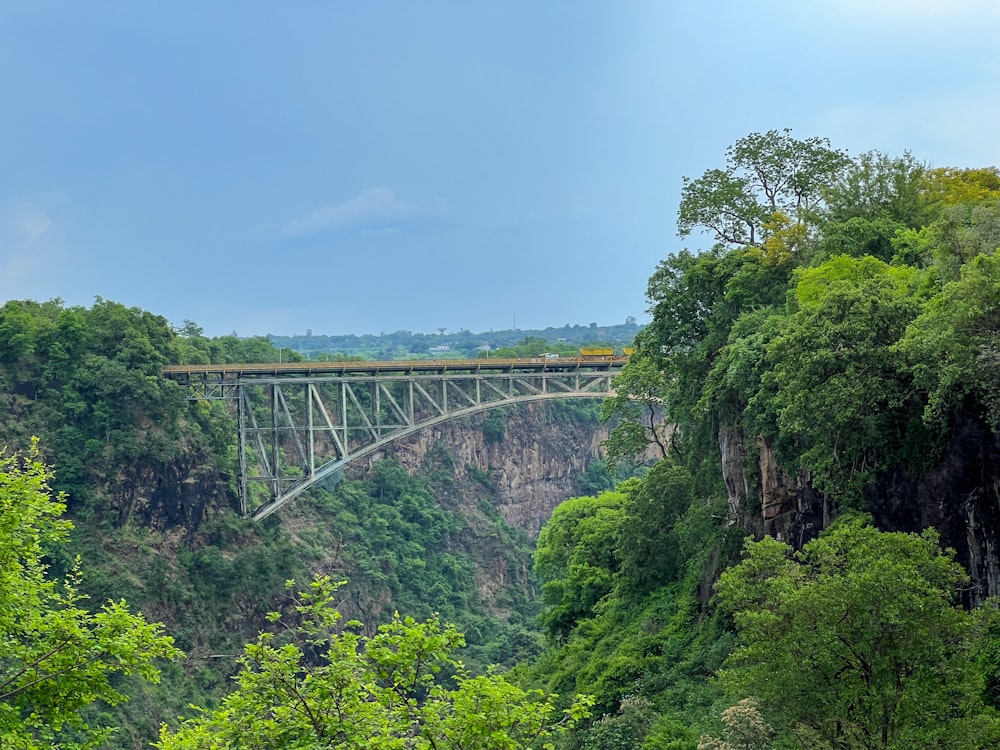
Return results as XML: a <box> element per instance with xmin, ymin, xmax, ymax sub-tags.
<box><xmin>156</xmin><ymin>577</ymin><xmax>592</xmax><ymax>750</ymax></box>
<box><xmin>678</xmin><ymin>129</ymin><xmax>849</xmax><ymax>248</ymax></box>
<box><xmin>714</xmin><ymin>519</ymin><xmax>1000</xmax><ymax>749</ymax></box>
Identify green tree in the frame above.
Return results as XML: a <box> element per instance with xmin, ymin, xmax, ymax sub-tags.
<box><xmin>815</xmin><ymin>152</ymin><xmax>928</xmax><ymax>266</ymax></box>
<box><xmin>0</xmin><ymin>441</ymin><xmax>181</xmax><ymax>749</ymax></box>
<box><xmin>757</xmin><ymin>255</ymin><xmax>926</xmax><ymax>503</ymax></box>
<box><xmin>157</xmin><ymin>577</ymin><xmax>592</xmax><ymax>750</ymax></box>
<box><xmin>640</xmin><ymin>247</ymin><xmax>741</xmax><ymax>443</ymax></box>
<box><xmin>714</xmin><ymin>518</ymin><xmax>1000</xmax><ymax>749</ymax></box>
<box><xmin>533</xmin><ymin>491</ymin><xmax>626</xmax><ymax>641</ymax></box>
<box><xmin>600</xmin><ymin>353</ymin><xmax>670</xmax><ymax>468</ymax></box>
<box><xmin>897</xmin><ymin>249</ymin><xmax>1000</xmax><ymax>431</ymax></box>
<box><xmin>678</xmin><ymin>129</ymin><xmax>848</xmax><ymax>248</ymax></box>
<box><xmin>639</xmin><ymin>245</ymin><xmax>792</xmax><ymax>469</ymax></box>
<box><xmin>614</xmin><ymin>461</ymin><xmax>694</xmax><ymax>599</ymax></box>
<box><xmin>821</xmin><ymin>151</ymin><xmax>926</xmax><ymax>228</ymax></box>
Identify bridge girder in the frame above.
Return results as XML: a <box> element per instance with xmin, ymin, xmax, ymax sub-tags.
<box><xmin>164</xmin><ymin>360</ymin><xmax>623</xmax><ymax>520</ymax></box>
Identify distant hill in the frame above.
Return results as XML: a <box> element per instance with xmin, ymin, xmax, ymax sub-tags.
<box><xmin>268</xmin><ymin>319</ymin><xmax>644</xmax><ymax>360</ymax></box>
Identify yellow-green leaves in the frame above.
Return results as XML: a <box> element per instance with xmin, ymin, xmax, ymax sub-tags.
<box><xmin>0</xmin><ymin>443</ymin><xmax>181</xmax><ymax>749</ymax></box>
<box><xmin>158</xmin><ymin>577</ymin><xmax>591</xmax><ymax>750</ymax></box>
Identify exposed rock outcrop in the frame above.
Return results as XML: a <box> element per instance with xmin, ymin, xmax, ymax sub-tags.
<box><xmin>718</xmin><ymin>423</ymin><xmax>825</xmax><ymax>546</ymax></box>
<box><xmin>109</xmin><ymin>451</ymin><xmax>228</xmax><ymax>530</ymax></box>
<box><xmin>357</xmin><ymin>403</ymin><xmax>608</xmax><ymax>535</ymax></box>
<box><xmin>868</xmin><ymin>417</ymin><xmax>1000</xmax><ymax>604</ymax></box>
<box><xmin>719</xmin><ymin>415</ymin><xmax>1000</xmax><ymax>603</ymax></box>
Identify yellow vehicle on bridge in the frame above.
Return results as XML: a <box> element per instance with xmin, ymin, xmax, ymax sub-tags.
<box><xmin>580</xmin><ymin>347</ymin><xmax>615</xmax><ymax>360</ymax></box>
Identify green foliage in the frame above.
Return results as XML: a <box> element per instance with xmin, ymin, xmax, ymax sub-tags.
<box><xmin>483</xmin><ymin>410</ymin><xmax>507</xmax><ymax>444</ymax></box>
<box><xmin>527</xmin><ymin>459</ymin><xmax>735</xmax><ymax>746</ymax></box>
<box><xmin>758</xmin><ymin>256</ymin><xmax>927</xmax><ymax>502</ymax></box>
<box><xmin>714</xmin><ymin>519</ymin><xmax>1000</xmax><ymax>749</ymax></box>
<box><xmin>297</xmin><ymin>457</ymin><xmax>546</xmax><ymax>674</ymax></box>
<box><xmin>576</xmin><ymin>459</ymin><xmax>616</xmax><ymax>497</ymax></box>
<box><xmin>898</xmin><ymin>248</ymin><xmax>1000</xmax><ymax>431</ymax></box>
<box><xmin>678</xmin><ymin>129</ymin><xmax>848</xmax><ymax>248</ymax></box>
<box><xmin>577</xmin><ymin>694</ymin><xmax>660</xmax><ymax>750</ymax></box>
<box><xmin>548</xmin><ymin>398</ymin><xmax>601</xmax><ymax>427</ymax></box>
<box><xmin>615</xmin><ymin>462</ymin><xmax>694</xmax><ymax>599</ymax></box>
<box><xmin>641</xmin><ymin>134</ymin><xmax>1000</xmax><ymax>514</ymax></box>
<box><xmin>534</xmin><ymin>491</ymin><xmax>626</xmax><ymax>641</ymax></box>
<box><xmin>820</xmin><ymin>150</ymin><xmax>927</xmax><ymax>228</ymax></box>
<box><xmin>816</xmin><ymin>214</ymin><xmax>905</xmax><ymax>263</ymax></box>
<box><xmin>885</xmin><ymin>200</ymin><xmax>1000</xmax><ymax>281</ymax></box>
<box><xmin>157</xmin><ymin>577</ymin><xmax>593</xmax><ymax>750</ymax></box>
<box><xmin>601</xmin><ymin>354</ymin><xmax>671</xmax><ymax>468</ymax></box>
<box><xmin>529</xmin><ymin>134</ymin><xmax>1000</xmax><ymax>750</ymax></box>
<box><xmin>0</xmin><ymin>442</ymin><xmax>181</xmax><ymax>749</ymax></box>
<box><xmin>638</xmin><ymin>245</ymin><xmax>791</xmax><ymax>458</ymax></box>
<box><xmin>0</xmin><ymin>298</ymin><xmax>192</xmax><ymax>512</ymax></box>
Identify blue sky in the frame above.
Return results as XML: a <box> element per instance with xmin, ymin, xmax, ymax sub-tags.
<box><xmin>2</xmin><ymin>1</ymin><xmax>999</xmax><ymax>337</ymax></box>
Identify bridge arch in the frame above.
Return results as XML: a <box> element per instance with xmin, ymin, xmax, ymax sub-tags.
<box><xmin>163</xmin><ymin>357</ymin><xmax>625</xmax><ymax>520</ymax></box>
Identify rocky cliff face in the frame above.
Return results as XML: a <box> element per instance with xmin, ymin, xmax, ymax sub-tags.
<box><xmin>718</xmin><ymin>416</ymin><xmax>1000</xmax><ymax>603</ymax></box>
<box><xmin>95</xmin><ymin>402</ymin><xmax>609</xmax><ymax>537</ymax></box>
<box><xmin>718</xmin><ymin>424</ymin><xmax>826</xmax><ymax>547</ymax></box>
<box><xmin>357</xmin><ymin>403</ymin><xmax>608</xmax><ymax>535</ymax></box>
<box><xmin>108</xmin><ymin>449</ymin><xmax>228</xmax><ymax>530</ymax></box>
<box><xmin>868</xmin><ymin>417</ymin><xmax>1000</xmax><ymax>605</ymax></box>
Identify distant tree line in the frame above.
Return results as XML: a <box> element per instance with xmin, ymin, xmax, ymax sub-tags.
<box><xmin>268</xmin><ymin>320</ymin><xmax>643</xmax><ymax>360</ymax></box>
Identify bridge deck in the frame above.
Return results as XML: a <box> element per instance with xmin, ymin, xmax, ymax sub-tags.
<box><xmin>162</xmin><ymin>356</ymin><xmax>628</xmax><ymax>380</ymax></box>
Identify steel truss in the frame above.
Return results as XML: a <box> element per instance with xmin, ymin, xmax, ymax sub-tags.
<box><xmin>165</xmin><ymin>361</ymin><xmax>622</xmax><ymax>520</ymax></box>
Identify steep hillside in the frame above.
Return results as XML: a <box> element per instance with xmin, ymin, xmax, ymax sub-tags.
<box><xmin>359</xmin><ymin>402</ymin><xmax>612</xmax><ymax>534</ymax></box>
<box><xmin>522</xmin><ymin>133</ymin><xmax>1000</xmax><ymax>749</ymax></box>
<box><xmin>0</xmin><ymin>300</ymin><xmax>617</xmax><ymax>747</ymax></box>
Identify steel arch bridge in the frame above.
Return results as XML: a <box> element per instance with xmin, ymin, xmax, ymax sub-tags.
<box><xmin>163</xmin><ymin>357</ymin><xmax>625</xmax><ymax>520</ymax></box>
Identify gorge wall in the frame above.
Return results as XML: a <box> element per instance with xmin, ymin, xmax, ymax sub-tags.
<box><xmin>719</xmin><ymin>417</ymin><xmax>1000</xmax><ymax>604</ymax></box>
<box><xmin>356</xmin><ymin>402</ymin><xmax>608</xmax><ymax>535</ymax></box>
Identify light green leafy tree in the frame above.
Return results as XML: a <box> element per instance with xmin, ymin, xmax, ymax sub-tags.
<box><xmin>757</xmin><ymin>255</ymin><xmax>926</xmax><ymax>503</ymax></box>
<box><xmin>897</xmin><ymin>248</ymin><xmax>1000</xmax><ymax>431</ymax></box>
<box><xmin>0</xmin><ymin>440</ymin><xmax>181</xmax><ymax>749</ymax></box>
<box><xmin>533</xmin><ymin>491</ymin><xmax>626</xmax><ymax>642</ymax></box>
<box><xmin>714</xmin><ymin>518</ymin><xmax>1000</xmax><ymax>749</ymax></box>
<box><xmin>157</xmin><ymin>577</ymin><xmax>592</xmax><ymax>750</ymax></box>
<box><xmin>678</xmin><ymin>129</ymin><xmax>848</xmax><ymax>248</ymax></box>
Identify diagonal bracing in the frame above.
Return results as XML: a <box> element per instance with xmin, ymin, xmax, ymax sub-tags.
<box><xmin>163</xmin><ymin>358</ymin><xmax>625</xmax><ymax>520</ymax></box>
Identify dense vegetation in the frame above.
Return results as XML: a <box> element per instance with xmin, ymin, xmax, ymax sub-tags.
<box><xmin>0</xmin><ymin>444</ymin><xmax>180</xmax><ymax>749</ymax></box>
<box><xmin>521</xmin><ymin>131</ymin><xmax>1000</xmax><ymax>748</ymax></box>
<box><xmin>0</xmin><ymin>301</ymin><xmax>572</xmax><ymax>745</ymax></box>
<box><xmin>3</xmin><ymin>128</ymin><xmax>1000</xmax><ymax>748</ymax></box>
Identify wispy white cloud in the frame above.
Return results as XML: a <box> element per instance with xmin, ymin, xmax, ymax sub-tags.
<box><xmin>282</xmin><ymin>186</ymin><xmax>446</xmax><ymax>238</ymax></box>
<box><xmin>13</xmin><ymin>204</ymin><xmax>53</xmax><ymax>242</ymax></box>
